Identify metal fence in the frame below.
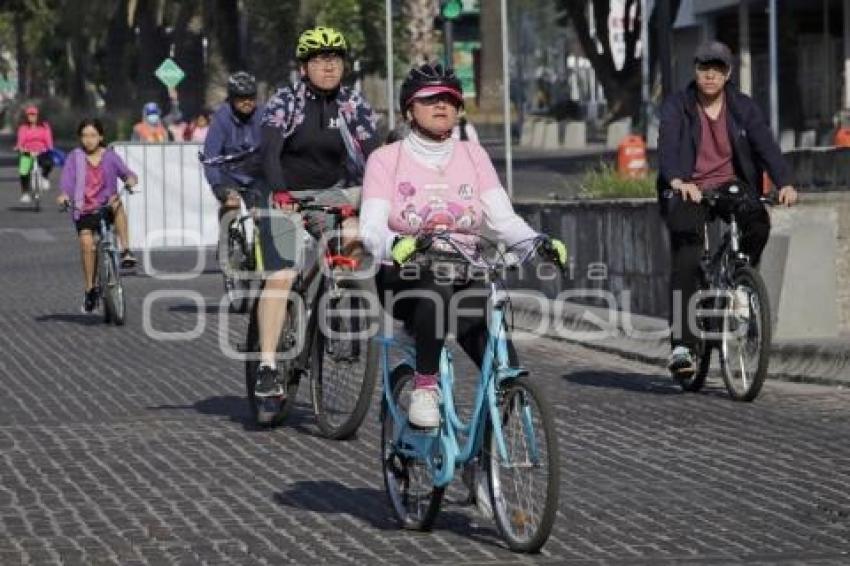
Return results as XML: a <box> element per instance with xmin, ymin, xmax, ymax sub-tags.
<box><xmin>111</xmin><ymin>142</ymin><xmax>219</xmax><ymax>250</ymax></box>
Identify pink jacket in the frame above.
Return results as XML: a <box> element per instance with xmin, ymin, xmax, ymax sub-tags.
<box><xmin>16</xmin><ymin>123</ymin><xmax>54</xmax><ymax>154</ymax></box>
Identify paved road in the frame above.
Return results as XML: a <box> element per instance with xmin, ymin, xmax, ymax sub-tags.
<box><xmin>1</xmin><ymin>171</ymin><xmax>849</xmax><ymax>565</ymax></box>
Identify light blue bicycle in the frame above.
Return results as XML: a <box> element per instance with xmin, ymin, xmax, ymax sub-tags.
<box><xmin>379</xmin><ymin>233</ymin><xmax>561</xmax><ymax>553</ymax></box>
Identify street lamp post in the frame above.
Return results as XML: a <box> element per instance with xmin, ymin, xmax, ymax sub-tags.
<box><xmin>386</xmin><ymin>0</ymin><xmax>395</xmax><ymax>131</ymax></box>
<box><xmin>501</xmin><ymin>0</ymin><xmax>513</xmax><ymax>196</ymax></box>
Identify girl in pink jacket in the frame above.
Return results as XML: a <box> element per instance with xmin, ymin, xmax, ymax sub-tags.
<box><xmin>14</xmin><ymin>106</ymin><xmax>54</xmax><ymax>203</ymax></box>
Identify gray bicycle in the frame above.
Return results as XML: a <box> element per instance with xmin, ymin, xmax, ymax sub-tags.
<box><xmin>62</xmin><ymin>186</ymin><xmax>135</xmax><ymax>325</ymax></box>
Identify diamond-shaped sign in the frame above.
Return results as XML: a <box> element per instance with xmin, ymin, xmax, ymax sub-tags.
<box><xmin>155</xmin><ymin>58</ymin><xmax>185</xmax><ymax>88</ymax></box>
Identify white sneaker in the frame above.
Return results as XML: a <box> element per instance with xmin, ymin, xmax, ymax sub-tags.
<box><xmin>19</xmin><ymin>193</ymin><xmax>31</xmax><ymax>203</ymax></box>
<box><xmin>732</xmin><ymin>287</ymin><xmax>750</xmax><ymax>320</ymax></box>
<box><xmin>668</xmin><ymin>345</ymin><xmax>695</xmax><ymax>375</ymax></box>
<box><xmin>408</xmin><ymin>387</ymin><xmax>440</xmax><ymax>428</ymax></box>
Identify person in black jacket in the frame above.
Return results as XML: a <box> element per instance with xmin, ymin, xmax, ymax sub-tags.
<box><xmin>657</xmin><ymin>40</ymin><xmax>798</xmax><ymax>376</ymax></box>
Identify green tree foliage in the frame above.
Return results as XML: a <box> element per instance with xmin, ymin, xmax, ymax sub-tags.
<box><xmin>0</xmin><ymin>0</ymin><xmax>395</xmax><ymax>122</ymax></box>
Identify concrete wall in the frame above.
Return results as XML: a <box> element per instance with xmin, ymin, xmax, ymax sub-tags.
<box><xmin>514</xmin><ymin>200</ymin><xmax>671</xmax><ymax>318</ymax></box>
<box><xmin>513</xmin><ymin>194</ymin><xmax>845</xmax><ymax>339</ymax></box>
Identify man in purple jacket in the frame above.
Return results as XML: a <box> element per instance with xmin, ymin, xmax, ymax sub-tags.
<box><xmin>657</xmin><ymin>41</ymin><xmax>798</xmax><ymax>376</ymax></box>
<box><xmin>202</xmin><ymin>71</ymin><xmax>264</xmax><ymax>215</ymax></box>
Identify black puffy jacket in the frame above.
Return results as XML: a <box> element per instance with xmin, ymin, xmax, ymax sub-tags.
<box><xmin>657</xmin><ymin>81</ymin><xmax>792</xmax><ymax>204</ymax></box>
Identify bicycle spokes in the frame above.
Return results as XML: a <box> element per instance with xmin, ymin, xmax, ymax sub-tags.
<box><xmin>487</xmin><ymin>378</ymin><xmax>559</xmax><ymax>552</ymax></box>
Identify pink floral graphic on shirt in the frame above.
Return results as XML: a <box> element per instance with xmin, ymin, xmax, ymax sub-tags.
<box><xmin>394</xmin><ymin>180</ymin><xmax>481</xmax><ymax>233</ymax></box>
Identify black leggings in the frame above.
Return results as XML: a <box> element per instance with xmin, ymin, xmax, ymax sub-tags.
<box><xmin>663</xmin><ymin>193</ymin><xmax>770</xmax><ymax>349</ymax></box>
<box><xmin>376</xmin><ymin>265</ymin><xmax>518</xmax><ymax>375</ymax></box>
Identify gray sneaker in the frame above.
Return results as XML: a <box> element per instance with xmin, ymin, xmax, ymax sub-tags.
<box><xmin>668</xmin><ymin>345</ymin><xmax>695</xmax><ymax>375</ymax></box>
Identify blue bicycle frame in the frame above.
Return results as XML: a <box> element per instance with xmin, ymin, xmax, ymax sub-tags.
<box><xmin>379</xmin><ymin>278</ymin><xmax>534</xmax><ymax>488</ymax></box>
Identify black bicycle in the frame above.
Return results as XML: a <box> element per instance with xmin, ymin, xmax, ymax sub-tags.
<box><xmin>244</xmin><ymin>197</ymin><xmax>378</xmax><ymax>438</ymax></box>
<box><xmin>677</xmin><ymin>183</ymin><xmax>772</xmax><ymax>401</ymax></box>
<box><xmin>199</xmin><ymin>148</ymin><xmax>260</xmax><ymax>314</ymax></box>
<box><xmin>62</xmin><ymin>186</ymin><xmax>135</xmax><ymax>325</ymax></box>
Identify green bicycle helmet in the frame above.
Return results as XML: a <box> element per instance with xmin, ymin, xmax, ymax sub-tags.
<box><xmin>296</xmin><ymin>26</ymin><xmax>348</xmax><ymax>61</ymax></box>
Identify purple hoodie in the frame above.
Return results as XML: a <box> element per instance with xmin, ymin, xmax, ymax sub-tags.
<box><xmin>60</xmin><ymin>148</ymin><xmax>136</xmax><ymax>220</ymax></box>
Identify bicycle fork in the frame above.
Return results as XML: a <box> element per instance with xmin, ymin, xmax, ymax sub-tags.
<box><xmin>486</xmin><ymin>291</ymin><xmax>539</xmax><ymax>466</ymax></box>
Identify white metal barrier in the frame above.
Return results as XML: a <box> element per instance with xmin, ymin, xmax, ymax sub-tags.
<box><xmin>112</xmin><ymin>142</ymin><xmax>219</xmax><ymax>250</ymax></box>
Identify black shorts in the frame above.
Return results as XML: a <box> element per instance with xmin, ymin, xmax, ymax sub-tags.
<box><xmin>75</xmin><ymin>213</ymin><xmax>101</xmax><ymax>233</ymax></box>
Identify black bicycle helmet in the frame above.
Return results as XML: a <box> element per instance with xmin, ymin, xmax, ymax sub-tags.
<box><xmin>399</xmin><ymin>62</ymin><xmax>463</xmax><ymax>113</ymax></box>
<box><xmin>227</xmin><ymin>71</ymin><xmax>258</xmax><ymax>98</ymax></box>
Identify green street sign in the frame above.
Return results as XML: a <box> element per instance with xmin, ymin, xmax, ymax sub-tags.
<box><xmin>155</xmin><ymin>58</ymin><xmax>185</xmax><ymax>88</ymax></box>
<box><xmin>441</xmin><ymin>0</ymin><xmax>463</xmax><ymax>20</ymax></box>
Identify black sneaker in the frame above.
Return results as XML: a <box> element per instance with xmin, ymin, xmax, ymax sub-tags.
<box><xmin>121</xmin><ymin>250</ymin><xmax>137</xmax><ymax>268</ymax></box>
<box><xmin>81</xmin><ymin>288</ymin><xmax>98</xmax><ymax>313</ymax></box>
<box><xmin>255</xmin><ymin>365</ymin><xmax>284</xmax><ymax>398</ymax></box>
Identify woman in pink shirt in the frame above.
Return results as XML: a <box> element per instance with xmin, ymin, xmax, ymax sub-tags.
<box><xmin>359</xmin><ymin>63</ymin><xmax>567</xmax><ymax>428</ymax></box>
<box><xmin>14</xmin><ymin>105</ymin><xmax>54</xmax><ymax>203</ymax></box>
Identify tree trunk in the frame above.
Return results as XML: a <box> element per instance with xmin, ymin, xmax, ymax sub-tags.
<box><xmin>478</xmin><ymin>0</ymin><xmax>503</xmax><ymax>113</ymax></box>
<box><xmin>104</xmin><ymin>0</ymin><xmax>134</xmax><ymax>112</ymax></box>
<box><xmin>13</xmin><ymin>11</ymin><xmax>28</xmax><ymax>97</ymax></box>
<box><xmin>134</xmin><ymin>0</ymin><xmax>170</xmax><ymax>108</ymax></box>
<box><xmin>562</xmin><ymin>0</ymin><xmax>643</xmax><ymax>123</ymax></box>
<box><xmin>402</xmin><ymin>0</ymin><xmax>438</xmax><ymax>65</ymax></box>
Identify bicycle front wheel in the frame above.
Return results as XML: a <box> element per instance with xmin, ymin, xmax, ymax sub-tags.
<box><xmin>244</xmin><ymin>300</ymin><xmax>301</xmax><ymax>427</ymax></box>
<box><xmin>221</xmin><ymin>227</ymin><xmax>253</xmax><ymax>314</ymax></box>
<box><xmin>31</xmin><ymin>169</ymin><xmax>41</xmax><ymax>212</ymax></box>
<box><xmin>311</xmin><ymin>279</ymin><xmax>378</xmax><ymax>440</ymax></box>
<box><xmin>100</xmin><ymin>245</ymin><xmax>125</xmax><ymax>326</ymax></box>
<box><xmin>486</xmin><ymin>376</ymin><xmax>560</xmax><ymax>553</ymax></box>
<box><xmin>720</xmin><ymin>266</ymin><xmax>771</xmax><ymax>402</ymax></box>
<box><xmin>381</xmin><ymin>364</ymin><xmax>444</xmax><ymax>530</ymax></box>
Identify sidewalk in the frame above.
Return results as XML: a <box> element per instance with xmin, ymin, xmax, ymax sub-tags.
<box><xmin>509</xmin><ymin>295</ymin><xmax>850</xmax><ymax>387</ymax></box>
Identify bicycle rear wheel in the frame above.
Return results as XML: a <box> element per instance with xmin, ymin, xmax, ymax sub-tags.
<box><xmin>381</xmin><ymin>364</ymin><xmax>444</xmax><ymax>530</ymax></box>
<box><xmin>311</xmin><ymin>279</ymin><xmax>378</xmax><ymax>439</ymax></box>
<box><xmin>100</xmin><ymin>244</ymin><xmax>125</xmax><ymax>326</ymax></box>
<box><xmin>720</xmin><ymin>266</ymin><xmax>771</xmax><ymax>402</ymax></box>
<box><xmin>485</xmin><ymin>376</ymin><xmax>560</xmax><ymax>553</ymax></box>
<box><xmin>244</xmin><ymin>300</ymin><xmax>301</xmax><ymax>427</ymax></box>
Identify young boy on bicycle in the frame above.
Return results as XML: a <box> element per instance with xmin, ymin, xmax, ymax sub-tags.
<box><xmin>657</xmin><ymin>41</ymin><xmax>798</xmax><ymax>376</ymax></box>
<box><xmin>359</xmin><ymin>63</ymin><xmax>567</xmax><ymax>428</ymax></box>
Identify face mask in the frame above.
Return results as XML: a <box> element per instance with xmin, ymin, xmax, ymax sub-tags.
<box><xmin>145</xmin><ymin>114</ymin><xmax>161</xmax><ymax>126</ymax></box>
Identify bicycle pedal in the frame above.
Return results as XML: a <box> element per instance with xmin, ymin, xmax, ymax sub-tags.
<box><xmin>496</xmin><ymin>367</ymin><xmax>529</xmax><ymax>381</ymax></box>
<box><xmin>406</xmin><ymin>423</ymin><xmax>440</xmax><ymax>436</ymax></box>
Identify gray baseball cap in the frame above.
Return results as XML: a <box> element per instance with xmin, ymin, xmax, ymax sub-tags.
<box><xmin>694</xmin><ymin>40</ymin><xmax>733</xmax><ymax>68</ymax></box>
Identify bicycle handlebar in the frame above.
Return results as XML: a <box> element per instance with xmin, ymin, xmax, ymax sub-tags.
<box><xmin>198</xmin><ymin>147</ymin><xmax>258</xmax><ymax>166</ymax></box>
<box><xmin>409</xmin><ymin>232</ymin><xmax>562</xmax><ymax>273</ymax></box>
<box><xmin>59</xmin><ymin>184</ymin><xmax>136</xmax><ymax>213</ymax></box>
<box><xmin>284</xmin><ymin>195</ymin><xmax>356</xmax><ymax>218</ymax></box>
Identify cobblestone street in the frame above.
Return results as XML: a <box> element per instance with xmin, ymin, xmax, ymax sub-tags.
<box><xmin>1</xmin><ymin>185</ymin><xmax>849</xmax><ymax>565</ymax></box>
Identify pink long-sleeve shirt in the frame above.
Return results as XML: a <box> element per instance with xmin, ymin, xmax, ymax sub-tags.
<box><xmin>16</xmin><ymin>123</ymin><xmax>54</xmax><ymax>154</ymax></box>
